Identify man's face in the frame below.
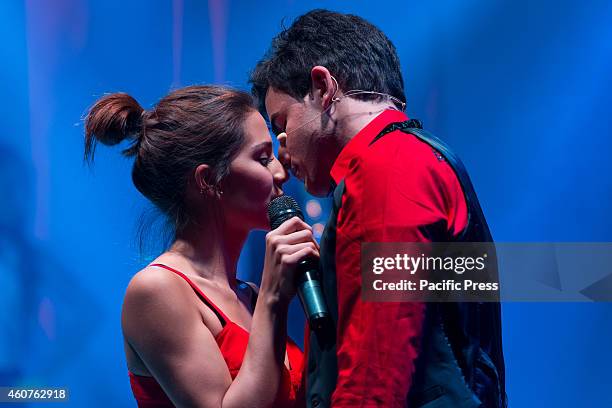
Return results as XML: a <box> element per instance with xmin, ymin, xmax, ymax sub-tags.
<box><xmin>264</xmin><ymin>87</ymin><xmax>336</xmax><ymax>197</ymax></box>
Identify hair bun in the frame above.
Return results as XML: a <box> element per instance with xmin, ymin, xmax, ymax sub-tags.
<box><xmin>84</xmin><ymin>92</ymin><xmax>144</xmax><ymax>161</ymax></box>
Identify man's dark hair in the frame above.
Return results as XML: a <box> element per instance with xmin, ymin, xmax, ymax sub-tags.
<box><xmin>250</xmin><ymin>9</ymin><xmax>406</xmax><ymax>115</ymax></box>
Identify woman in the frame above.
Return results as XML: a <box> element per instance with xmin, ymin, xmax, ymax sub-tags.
<box><xmin>84</xmin><ymin>85</ymin><xmax>316</xmax><ymax>407</ymax></box>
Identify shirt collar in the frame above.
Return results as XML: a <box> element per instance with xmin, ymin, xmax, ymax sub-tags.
<box><xmin>330</xmin><ymin>109</ymin><xmax>409</xmax><ymax>184</ymax></box>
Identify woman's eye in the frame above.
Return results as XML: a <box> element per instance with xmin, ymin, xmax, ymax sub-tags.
<box><xmin>259</xmin><ymin>157</ymin><xmax>274</xmax><ymax>166</ymax></box>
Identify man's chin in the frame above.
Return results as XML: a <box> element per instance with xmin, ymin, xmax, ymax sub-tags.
<box><xmin>305</xmin><ymin>178</ymin><xmax>333</xmax><ymax>198</ymax></box>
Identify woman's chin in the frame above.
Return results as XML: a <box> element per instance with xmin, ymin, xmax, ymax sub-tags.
<box><xmin>247</xmin><ymin>211</ymin><xmax>272</xmax><ymax>232</ymax></box>
<box><xmin>257</xmin><ymin>214</ymin><xmax>271</xmax><ymax>231</ymax></box>
<box><xmin>226</xmin><ymin>206</ymin><xmax>271</xmax><ymax>232</ymax></box>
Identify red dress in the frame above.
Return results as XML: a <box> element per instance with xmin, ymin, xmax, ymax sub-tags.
<box><xmin>128</xmin><ymin>263</ymin><xmax>304</xmax><ymax>407</ymax></box>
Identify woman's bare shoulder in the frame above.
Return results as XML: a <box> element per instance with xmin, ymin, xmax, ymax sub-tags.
<box><xmin>122</xmin><ymin>264</ymin><xmax>198</xmax><ymax>336</ymax></box>
<box><xmin>126</xmin><ymin>265</ymin><xmax>187</xmax><ymax>301</ymax></box>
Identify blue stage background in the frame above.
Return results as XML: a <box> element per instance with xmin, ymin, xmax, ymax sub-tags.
<box><xmin>1</xmin><ymin>0</ymin><xmax>611</xmax><ymax>406</ymax></box>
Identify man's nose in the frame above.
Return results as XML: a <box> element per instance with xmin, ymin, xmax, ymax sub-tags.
<box><xmin>270</xmin><ymin>155</ymin><xmax>289</xmax><ymax>186</ymax></box>
<box><xmin>278</xmin><ymin>145</ymin><xmax>292</xmax><ymax>171</ymax></box>
<box><xmin>276</xmin><ymin>133</ymin><xmax>292</xmax><ymax>172</ymax></box>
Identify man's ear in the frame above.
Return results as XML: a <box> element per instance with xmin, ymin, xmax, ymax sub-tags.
<box><xmin>310</xmin><ymin>66</ymin><xmax>336</xmax><ymax>109</ymax></box>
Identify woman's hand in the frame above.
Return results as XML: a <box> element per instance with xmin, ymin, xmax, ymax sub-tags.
<box><xmin>260</xmin><ymin>216</ymin><xmax>320</xmax><ymax>305</ymax></box>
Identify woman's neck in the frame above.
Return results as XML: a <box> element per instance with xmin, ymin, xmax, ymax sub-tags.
<box><xmin>167</xmin><ymin>218</ymin><xmax>248</xmax><ymax>290</ymax></box>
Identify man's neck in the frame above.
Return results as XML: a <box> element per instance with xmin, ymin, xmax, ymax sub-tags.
<box><xmin>332</xmin><ymin>100</ymin><xmax>399</xmax><ymax>149</ymax></box>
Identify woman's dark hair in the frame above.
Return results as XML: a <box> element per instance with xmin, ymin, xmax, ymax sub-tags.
<box><xmin>84</xmin><ymin>85</ymin><xmax>255</xmax><ymax>235</ymax></box>
<box><xmin>250</xmin><ymin>9</ymin><xmax>405</xmax><ymax>115</ymax></box>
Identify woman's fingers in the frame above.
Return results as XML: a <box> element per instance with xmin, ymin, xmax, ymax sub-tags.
<box><xmin>278</xmin><ymin>228</ymin><xmax>320</xmax><ymax>250</ymax></box>
<box><xmin>280</xmin><ymin>246</ymin><xmax>320</xmax><ymax>268</ymax></box>
<box><xmin>261</xmin><ymin>217</ymin><xmax>320</xmax><ymax>304</ymax></box>
<box><xmin>266</xmin><ymin>216</ymin><xmax>318</xmax><ymax>252</ymax></box>
<box><xmin>274</xmin><ymin>229</ymin><xmax>313</xmax><ymax>245</ymax></box>
<box><xmin>277</xmin><ymin>241</ymin><xmax>319</xmax><ymax>257</ymax></box>
<box><xmin>273</xmin><ymin>216</ymin><xmax>311</xmax><ymax>235</ymax></box>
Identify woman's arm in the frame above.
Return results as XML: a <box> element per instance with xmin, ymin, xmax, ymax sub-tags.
<box><xmin>122</xmin><ymin>270</ymin><xmax>235</xmax><ymax>407</ymax></box>
<box><xmin>225</xmin><ymin>216</ymin><xmax>317</xmax><ymax>407</ymax></box>
<box><xmin>122</xmin><ymin>216</ymin><xmax>317</xmax><ymax>408</ymax></box>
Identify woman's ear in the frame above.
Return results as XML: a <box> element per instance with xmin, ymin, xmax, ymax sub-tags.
<box><xmin>310</xmin><ymin>66</ymin><xmax>336</xmax><ymax>109</ymax></box>
<box><xmin>194</xmin><ymin>164</ymin><xmax>223</xmax><ymax>199</ymax></box>
<box><xmin>194</xmin><ymin>164</ymin><xmax>213</xmax><ymax>195</ymax></box>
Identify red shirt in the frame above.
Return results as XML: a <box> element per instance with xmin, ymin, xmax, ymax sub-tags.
<box><xmin>327</xmin><ymin>110</ymin><xmax>468</xmax><ymax>407</ymax></box>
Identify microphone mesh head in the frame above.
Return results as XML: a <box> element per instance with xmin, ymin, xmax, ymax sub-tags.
<box><xmin>267</xmin><ymin>195</ymin><xmax>304</xmax><ymax>230</ymax></box>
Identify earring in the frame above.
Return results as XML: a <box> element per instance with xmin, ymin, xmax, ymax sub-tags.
<box><xmin>331</xmin><ymin>76</ymin><xmax>341</xmax><ymax>102</ymax></box>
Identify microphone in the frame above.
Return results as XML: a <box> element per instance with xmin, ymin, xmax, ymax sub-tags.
<box><xmin>267</xmin><ymin>195</ymin><xmax>330</xmax><ymax>331</ymax></box>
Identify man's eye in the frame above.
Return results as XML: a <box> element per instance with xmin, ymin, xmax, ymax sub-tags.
<box><xmin>271</xmin><ymin>123</ymin><xmax>285</xmax><ymax>137</ymax></box>
<box><xmin>268</xmin><ymin>123</ymin><xmax>282</xmax><ymax>136</ymax></box>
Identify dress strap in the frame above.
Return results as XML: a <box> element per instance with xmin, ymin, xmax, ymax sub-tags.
<box><xmin>149</xmin><ymin>263</ymin><xmax>231</xmax><ymax>326</ymax></box>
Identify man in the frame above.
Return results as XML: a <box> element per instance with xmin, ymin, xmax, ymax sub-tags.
<box><xmin>251</xmin><ymin>9</ymin><xmax>506</xmax><ymax>408</ymax></box>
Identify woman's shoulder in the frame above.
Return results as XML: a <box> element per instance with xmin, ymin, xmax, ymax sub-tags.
<box><xmin>122</xmin><ymin>264</ymin><xmax>198</xmax><ymax>331</ymax></box>
<box><xmin>126</xmin><ymin>264</ymin><xmax>188</xmax><ymax>300</ymax></box>
<box><xmin>126</xmin><ymin>251</ymin><xmax>199</xmax><ymax>297</ymax></box>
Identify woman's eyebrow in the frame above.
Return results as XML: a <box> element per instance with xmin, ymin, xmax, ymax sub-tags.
<box><xmin>252</xmin><ymin>141</ymin><xmax>273</xmax><ymax>150</ymax></box>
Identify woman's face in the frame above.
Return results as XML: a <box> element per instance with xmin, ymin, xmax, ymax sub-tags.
<box><xmin>218</xmin><ymin>110</ymin><xmax>288</xmax><ymax>231</ymax></box>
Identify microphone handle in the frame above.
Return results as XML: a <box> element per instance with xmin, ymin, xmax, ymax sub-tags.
<box><xmin>296</xmin><ymin>258</ymin><xmax>330</xmax><ymax>331</ymax></box>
